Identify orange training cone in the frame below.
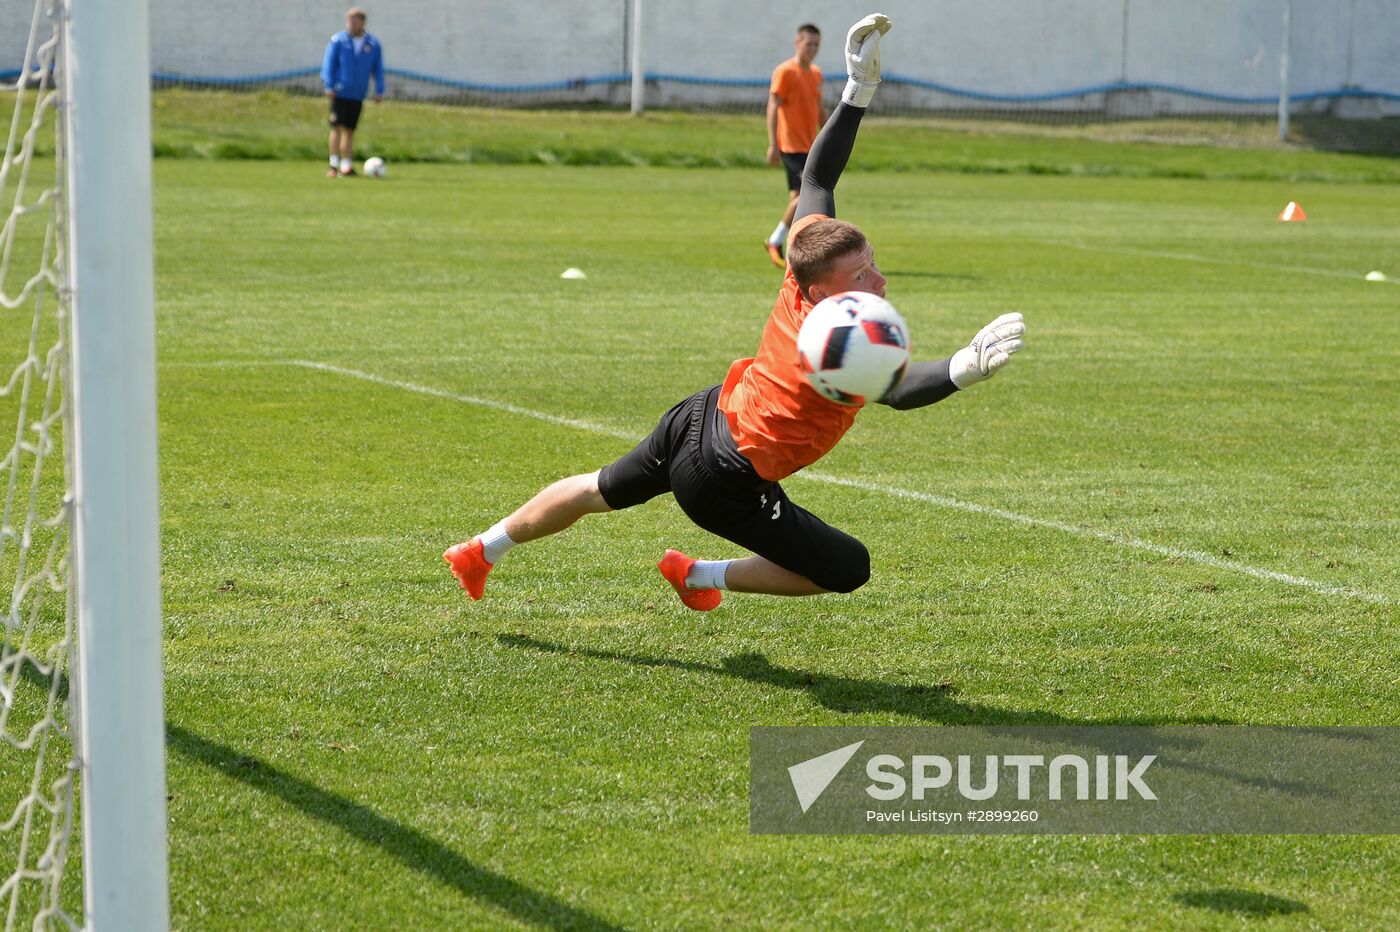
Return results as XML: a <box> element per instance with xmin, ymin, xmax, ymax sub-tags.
<box><xmin>1279</xmin><ymin>201</ymin><xmax>1307</xmax><ymax>222</ymax></box>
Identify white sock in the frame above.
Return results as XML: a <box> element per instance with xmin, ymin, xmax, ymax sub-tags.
<box><xmin>768</xmin><ymin>222</ymin><xmax>789</xmax><ymax>246</ymax></box>
<box><xmin>477</xmin><ymin>521</ymin><xmax>517</xmax><ymax>565</ymax></box>
<box><xmin>686</xmin><ymin>560</ymin><xmax>731</xmax><ymax>591</ymax></box>
<box><xmin>329</xmin><ymin>155</ymin><xmax>340</xmax><ymax>169</ymax></box>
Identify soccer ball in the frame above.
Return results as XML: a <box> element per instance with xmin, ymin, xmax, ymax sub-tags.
<box><xmin>797</xmin><ymin>292</ymin><xmax>910</xmax><ymax>405</ymax></box>
<box><xmin>363</xmin><ymin>157</ymin><xmax>386</xmax><ymax>178</ymax></box>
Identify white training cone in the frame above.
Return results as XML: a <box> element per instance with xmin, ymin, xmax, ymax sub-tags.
<box><xmin>560</xmin><ymin>267</ymin><xmax>587</xmax><ymax>280</ymax></box>
<box><xmin>1364</xmin><ymin>271</ymin><xmax>1388</xmax><ymax>283</ymax></box>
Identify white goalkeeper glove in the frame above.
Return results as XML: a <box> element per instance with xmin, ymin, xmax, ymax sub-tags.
<box><xmin>842</xmin><ymin>13</ymin><xmax>892</xmax><ymax>108</ymax></box>
<box><xmin>948</xmin><ymin>313</ymin><xmax>1026</xmax><ymax>389</ymax></box>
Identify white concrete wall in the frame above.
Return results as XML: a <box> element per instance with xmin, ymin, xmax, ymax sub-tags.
<box><xmin>4</xmin><ymin>0</ymin><xmax>1396</xmax><ymax>112</ymax></box>
<box><xmin>145</xmin><ymin>0</ymin><xmax>627</xmax><ymax>86</ymax></box>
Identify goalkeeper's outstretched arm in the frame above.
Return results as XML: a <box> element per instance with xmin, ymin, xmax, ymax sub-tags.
<box><xmin>794</xmin><ymin>105</ymin><xmax>864</xmax><ymax>223</ymax></box>
<box><xmin>879</xmin><ymin>360</ymin><xmax>957</xmax><ymax>410</ymax></box>
<box><xmin>795</xmin><ymin>13</ymin><xmax>891</xmax><ymax>224</ymax></box>
<box><xmin>879</xmin><ymin>313</ymin><xmax>1027</xmax><ymax>409</ymax></box>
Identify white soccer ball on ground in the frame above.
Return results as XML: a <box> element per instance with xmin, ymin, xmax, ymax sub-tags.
<box><xmin>797</xmin><ymin>292</ymin><xmax>911</xmax><ymax>405</ymax></box>
<box><xmin>363</xmin><ymin>156</ymin><xmax>386</xmax><ymax>178</ymax></box>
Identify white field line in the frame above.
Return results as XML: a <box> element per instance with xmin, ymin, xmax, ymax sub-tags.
<box><xmin>289</xmin><ymin>360</ymin><xmax>635</xmax><ymax>439</ymax></box>
<box><xmin>1037</xmin><ymin>239</ymin><xmax>1399</xmax><ymax>286</ymax></box>
<box><xmin>802</xmin><ymin>472</ymin><xmax>1394</xmax><ymax>606</ymax></box>
<box><xmin>289</xmin><ymin>359</ymin><xmax>1395</xmax><ymax>607</ymax></box>
<box><xmin>160</xmin><ymin>360</ymin><xmax>277</xmax><ymax>368</ymax></box>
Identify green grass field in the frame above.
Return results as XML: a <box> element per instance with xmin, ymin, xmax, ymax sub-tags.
<box><xmin>148</xmin><ymin>90</ymin><xmax>1400</xmax><ymax>182</ymax></box>
<box><xmin>7</xmin><ymin>93</ymin><xmax>1400</xmax><ymax>928</ymax></box>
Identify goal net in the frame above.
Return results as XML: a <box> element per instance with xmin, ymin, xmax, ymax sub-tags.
<box><xmin>1</xmin><ymin>0</ymin><xmax>79</xmax><ymax>927</ymax></box>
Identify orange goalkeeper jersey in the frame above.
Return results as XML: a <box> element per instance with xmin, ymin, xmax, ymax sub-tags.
<box><xmin>717</xmin><ymin>214</ymin><xmax>860</xmax><ymax>482</ymax></box>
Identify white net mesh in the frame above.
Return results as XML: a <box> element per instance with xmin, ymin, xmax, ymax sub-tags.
<box><xmin>0</xmin><ymin>1</ymin><xmax>79</xmax><ymax>929</ymax></box>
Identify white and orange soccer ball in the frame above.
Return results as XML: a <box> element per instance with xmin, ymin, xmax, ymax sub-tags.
<box><xmin>797</xmin><ymin>292</ymin><xmax>910</xmax><ymax>405</ymax></box>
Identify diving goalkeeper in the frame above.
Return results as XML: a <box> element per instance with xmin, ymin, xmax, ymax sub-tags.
<box><xmin>445</xmin><ymin>13</ymin><xmax>1026</xmax><ymax>610</ymax></box>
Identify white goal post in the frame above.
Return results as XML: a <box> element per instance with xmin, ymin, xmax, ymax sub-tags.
<box><xmin>64</xmin><ymin>0</ymin><xmax>170</xmax><ymax>924</ymax></box>
<box><xmin>2</xmin><ymin>0</ymin><xmax>168</xmax><ymax>927</ymax></box>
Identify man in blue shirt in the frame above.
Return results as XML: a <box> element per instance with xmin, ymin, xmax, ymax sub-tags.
<box><xmin>321</xmin><ymin>7</ymin><xmax>385</xmax><ymax>178</ymax></box>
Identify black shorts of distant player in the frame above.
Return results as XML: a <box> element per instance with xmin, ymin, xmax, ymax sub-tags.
<box><xmin>780</xmin><ymin>152</ymin><xmax>808</xmax><ymax>193</ymax></box>
<box><xmin>328</xmin><ymin>96</ymin><xmax>363</xmax><ymax>131</ymax></box>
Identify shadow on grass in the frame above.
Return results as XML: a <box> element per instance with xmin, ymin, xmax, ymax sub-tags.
<box><xmin>165</xmin><ymin>725</ymin><xmax>622</xmax><ymax>931</ymax></box>
<box><xmin>1174</xmin><ymin>889</ymin><xmax>1309</xmax><ymax>917</ymax></box>
<box><xmin>496</xmin><ymin>635</ymin><xmax>1351</xmax><ymax>799</ymax></box>
<box><xmin>497</xmin><ymin>634</ymin><xmax>1218</xmax><ymax>727</ymax></box>
<box><xmin>15</xmin><ymin>661</ymin><xmax>617</xmax><ymax>929</ymax></box>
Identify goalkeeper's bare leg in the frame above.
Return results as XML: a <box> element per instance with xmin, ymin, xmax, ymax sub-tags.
<box><xmin>443</xmin><ymin>471</ymin><xmax>606</xmax><ymax>600</ymax></box>
<box><xmin>444</xmin><ymin>469</ymin><xmax>828</xmax><ymax>604</ymax></box>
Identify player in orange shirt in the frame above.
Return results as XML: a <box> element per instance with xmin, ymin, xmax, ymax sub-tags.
<box><xmin>445</xmin><ymin>13</ymin><xmax>1026</xmax><ymax>610</ymax></box>
<box><xmin>765</xmin><ymin>24</ymin><xmax>826</xmax><ymax>268</ymax></box>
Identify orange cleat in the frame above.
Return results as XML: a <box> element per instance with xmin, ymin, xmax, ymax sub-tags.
<box><xmin>765</xmin><ymin>241</ymin><xmax>785</xmax><ymax>269</ymax></box>
<box><xmin>657</xmin><ymin>549</ymin><xmax>722</xmax><ymax>612</ymax></box>
<box><xmin>443</xmin><ymin>538</ymin><xmax>493</xmax><ymax>600</ymax></box>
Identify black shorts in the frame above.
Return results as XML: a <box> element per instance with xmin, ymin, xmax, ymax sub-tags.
<box><xmin>328</xmin><ymin>96</ymin><xmax>364</xmax><ymax>130</ymax></box>
<box><xmin>597</xmin><ymin>386</ymin><xmax>870</xmax><ymax>593</ymax></box>
<box><xmin>779</xmin><ymin>151</ymin><xmax>808</xmax><ymax>193</ymax></box>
